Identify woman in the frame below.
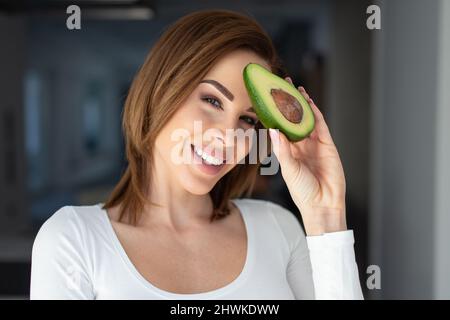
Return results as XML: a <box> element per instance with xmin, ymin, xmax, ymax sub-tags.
<box><xmin>30</xmin><ymin>9</ymin><xmax>363</xmax><ymax>300</ymax></box>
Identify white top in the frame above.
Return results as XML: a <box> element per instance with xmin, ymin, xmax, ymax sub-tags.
<box><xmin>29</xmin><ymin>198</ymin><xmax>364</xmax><ymax>300</ymax></box>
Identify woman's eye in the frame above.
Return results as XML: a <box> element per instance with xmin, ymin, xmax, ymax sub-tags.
<box><xmin>201</xmin><ymin>95</ymin><xmax>257</xmax><ymax>126</ymax></box>
<box><xmin>202</xmin><ymin>96</ymin><xmax>223</xmax><ymax>110</ymax></box>
<box><xmin>240</xmin><ymin>116</ymin><xmax>258</xmax><ymax>126</ymax></box>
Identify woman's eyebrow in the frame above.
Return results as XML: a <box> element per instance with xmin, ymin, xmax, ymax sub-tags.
<box><xmin>200</xmin><ymin>79</ymin><xmax>256</xmax><ymax>113</ymax></box>
<box><xmin>200</xmin><ymin>79</ymin><xmax>234</xmax><ymax>101</ymax></box>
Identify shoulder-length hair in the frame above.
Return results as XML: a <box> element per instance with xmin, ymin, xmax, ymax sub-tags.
<box><xmin>103</xmin><ymin>9</ymin><xmax>286</xmax><ymax>225</ymax></box>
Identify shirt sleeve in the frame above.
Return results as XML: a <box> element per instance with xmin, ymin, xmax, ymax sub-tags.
<box><xmin>306</xmin><ymin>230</ymin><xmax>364</xmax><ymax>299</ymax></box>
<box><xmin>30</xmin><ymin>206</ymin><xmax>95</xmax><ymax>300</ymax></box>
<box><xmin>267</xmin><ymin>201</ymin><xmax>364</xmax><ymax>300</ymax></box>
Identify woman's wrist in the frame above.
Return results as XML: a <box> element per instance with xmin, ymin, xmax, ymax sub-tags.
<box><xmin>299</xmin><ymin>205</ymin><xmax>347</xmax><ymax>236</ymax></box>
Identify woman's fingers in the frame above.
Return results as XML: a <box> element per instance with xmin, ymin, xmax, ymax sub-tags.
<box><xmin>299</xmin><ymin>86</ymin><xmax>310</xmax><ymax>100</ymax></box>
<box><xmin>281</xmin><ymin>80</ymin><xmax>334</xmax><ymax>146</ymax></box>
<box><xmin>285</xmin><ymin>76</ymin><xmax>293</xmax><ymax>85</ymax></box>
<box><xmin>307</xmin><ymin>95</ymin><xmax>335</xmax><ymax>146</ymax></box>
<box><xmin>298</xmin><ymin>86</ymin><xmax>335</xmax><ymax>146</ymax></box>
<box><xmin>269</xmin><ymin>128</ymin><xmax>298</xmax><ymax>174</ymax></box>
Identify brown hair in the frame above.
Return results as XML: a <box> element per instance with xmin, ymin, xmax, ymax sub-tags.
<box><xmin>103</xmin><ymin>9</ymin><xmax>286</xmax><ymax>225</ymax></box>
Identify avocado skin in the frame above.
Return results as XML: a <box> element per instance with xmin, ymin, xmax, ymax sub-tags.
<box><xmin>243</xmin><ymin>63</ymin><xmax>315</xmax><ymax>142</ymax></box>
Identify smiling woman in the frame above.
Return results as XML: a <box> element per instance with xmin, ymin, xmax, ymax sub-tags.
<box><xmin>29</xmin><ymin>9</ymin><xmax>364</xmax><ymax>300</ymax></box>
<box><xmin>102</xmin><ymin>10</ymin><xmax>285</xmax><ymax>225</ymax></box>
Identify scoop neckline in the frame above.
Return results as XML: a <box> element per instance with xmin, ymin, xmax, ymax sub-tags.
<box><xmin>96</xmin><ymin>198</ymin><xmax>254</xmax><ymax>299</ymax></box>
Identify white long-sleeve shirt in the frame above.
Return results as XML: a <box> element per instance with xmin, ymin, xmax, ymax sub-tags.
<box><xmin>29</xmin><ymin>198</ymin><xmax>364</xmax><ymax>300</ymax></box>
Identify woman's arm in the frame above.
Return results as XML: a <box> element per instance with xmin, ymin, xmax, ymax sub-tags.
<box><xmin>287</xmin><ymin>228</ymin><xmax>364</xmax><ymax>300</ymax></box>
<box><xmin>269</xmin><ymin>80</ymin><xmax>363</xmax><ymax>299</ymax></box>
<box><xmin>269</xmin><ymin>78</ymin><xmax>348</xmax><ymax>237</ymax></box>
<box><xmin>269</xmin><ymin>202</ymin><xmax>363</xmax><ymax>299</ymax></box>
<box><xmin>305</xmin><ymin>230</ymin><xmax>364</xmax><ymax>299</ymax></box>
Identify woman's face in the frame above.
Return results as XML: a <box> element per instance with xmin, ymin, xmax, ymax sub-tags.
<box><xmin>154</xmin><ymin>49</ymin><xmax>271</xmax><ymax>195</ymax></box>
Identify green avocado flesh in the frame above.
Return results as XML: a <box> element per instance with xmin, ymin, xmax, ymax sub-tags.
<box><xmin>243</xmin><ymin>63</ymin><xmax>315</xmax><ymax>142</ymax></box>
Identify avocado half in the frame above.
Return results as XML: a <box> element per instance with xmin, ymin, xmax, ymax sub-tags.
<box><xmin>243</xmin><ymin>63</ymin><xmax>315</xmax><ymax>142</ymax></box>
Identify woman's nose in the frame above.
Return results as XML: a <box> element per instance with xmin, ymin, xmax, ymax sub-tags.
<box><xmin>209</xmin><ymin>116</ymin><xmax>239</xmax><ymax>145</ymax></box>
<box><xmin>207</xmin><ymin>130</ymin><xmax>234</xmax><ymax>151</ymax></box>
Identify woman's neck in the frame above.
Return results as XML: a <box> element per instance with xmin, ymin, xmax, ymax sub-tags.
<box><xmin>138</xmin><ymin>159</ymin><xmax>215</xmax><ymax>231</ymax></box>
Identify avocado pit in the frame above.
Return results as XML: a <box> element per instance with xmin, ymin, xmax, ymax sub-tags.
<box><xmin>270</xmin><ymin>88</ymin><xmax>303</xmax><ymax>123</ymax></box>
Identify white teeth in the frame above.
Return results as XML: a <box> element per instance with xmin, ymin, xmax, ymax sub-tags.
<box><xmin>193</xmin><ymin>146</ymin><xmax>223</xmax><ymax>166</ymax></box>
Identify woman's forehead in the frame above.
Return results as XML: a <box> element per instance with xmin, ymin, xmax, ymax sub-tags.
<box><xmin>202</xmin><ymin>50</ymin><xmax>270</xmax><ymax>105</ymax></box>
<box><xmin>207</xmin><ymin>50</ymin><xmax>270</xmax><ymax>76</ymax></box>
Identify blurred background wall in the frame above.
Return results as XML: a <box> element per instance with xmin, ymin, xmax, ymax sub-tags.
<box><xmin>369</xmin><ymin>0</ymin><xmax>450</xmax><ymax>299</ymax></box>
<box><xmin>0</xmin><ymin>0</ymin><xmax>449</xmax><ymax>299</ymax></box>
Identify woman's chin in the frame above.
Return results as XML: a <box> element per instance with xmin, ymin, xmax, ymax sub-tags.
<box><xmin>176</xmin><ymin>167</ymin><xmax>220</xmax><ymax>195</ymax></box>
<box><xmin>179</xmin><ymin>178</ymin><xmax>216</xmax><ymax>195</ymax></box>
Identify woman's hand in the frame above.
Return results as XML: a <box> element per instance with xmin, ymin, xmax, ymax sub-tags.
<box><xmin>268</xmin><ymin>77</ymin><xmax>347</xmax><ymax>236</ymax></box>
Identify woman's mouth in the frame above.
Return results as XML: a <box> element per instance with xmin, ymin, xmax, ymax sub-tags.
<box><xmin>190</xmin><ymin>144</ymin><xmax>225</xmax><ymax>175</ymax></box>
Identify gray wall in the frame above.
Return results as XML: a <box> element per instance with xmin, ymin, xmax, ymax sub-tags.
<box><xmin>370</xmin><ymin>0</ymin><xmax>450</xmax><ymax>299</ymax></box>
<box><xmin>433</xmin><ymin>0</ymin><xmax>450</xmax><ymax>300</ymax></box>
